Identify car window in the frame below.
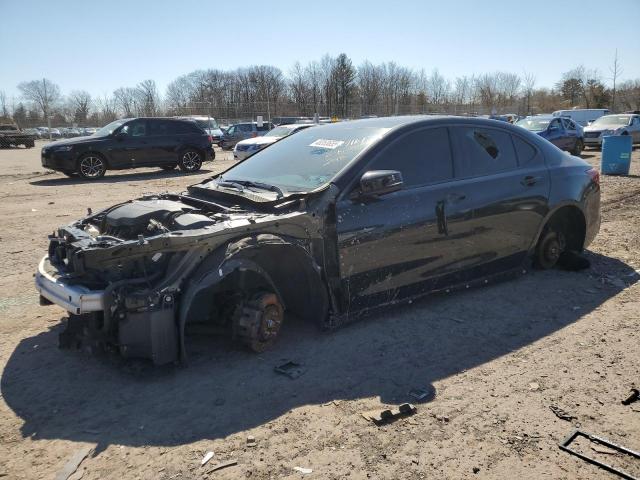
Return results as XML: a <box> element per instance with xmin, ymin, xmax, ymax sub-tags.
<box><xmin>239</xmin><ymin>124</ymin><xmax>253</xmax><ymax>133</ymax></box>
<box><xmin>173</xmin><ymin>122</ymin><xmax>196</xmax><ymax>134</ymax></box>
<box><xmin>369</xmin><ymin>127</ymin><xmax>453</xmax><ymax>187</ymax></box>
<box><xmin>121</xmin><ymin>120</ymin><xmax>146</xmax><ymax>137</ymax></box>
<box><xmin>512</xmin><ymin>135</ymin><xmax>539</xmax><ymax>167</ymax></box>
<box><xmin>227</xmin><ymin>126</ymin><xmax>235</xmax><ymax>135</ymax></box>
<box><xmin>148</xmin><ymin>120</ymin><xmax>173</xmax><ymax>136</ymax></box>
<box><xmin>257</xmin><ymin>123</ymin><xmax>271</xmax><ymax>132</ymax></box>
<box><xmin>549</xmin><ymin>119</ymin><xmax>562</xmax><ymax>129</ymax></box>
<box><xmin>451</xmin><ymin>127</ymin><xmax>518</xmax><ymax>177</ymax></box>
<box><xmin>563</xmin><ymin>119</ymin><xmax>575</xmax><ymax>130</ymax></box>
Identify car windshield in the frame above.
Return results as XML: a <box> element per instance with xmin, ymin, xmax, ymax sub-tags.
<box><xmin>195</xmin><ymin>118</ymin><xmax>219</xmax><ymax>130</ymax></box>
<box><xmin>264</xmin><ymin>126</ymin><xmax>295</xmax><ymax>138</ymax></box>
<box><xmin>591</xmin><ymin>115</ymin><xmax>631</xmax><ymax>127</ymax></box>
<box><xmin>200</xmin><ymin>124</ymin><xmax>390</xmax><ymax>192</ymax></box>
<box><xmin>94</xmin><ymin>119</ymin><xmax>126</xmax><ymax>136</ymax></box>
<box><xmin>516</xmin><ymin>118</ymin><xmax>550</xmax><ymax>131</ymax></box>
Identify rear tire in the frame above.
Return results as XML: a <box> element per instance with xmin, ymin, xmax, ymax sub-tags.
<box><xmin>572</xmin><ymin>139</ymin><xmax>584</xmax><ymax>156</ymax></box>
<box><xmin>77</xmin><ymin>154</ymin><xmax>106</xmax><ymax>180</ymax></box>
<box><xmin>534</xmin><ymin>229</ymin><xmax>566</xmax><ymax>270</ymax></box>
<box><xmin>178</xmin><ymin>149</ymin><xmax>202</xmax><ymax>172</ymax></box>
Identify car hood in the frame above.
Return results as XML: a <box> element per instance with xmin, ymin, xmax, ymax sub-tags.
<box><xmin>236</xmin><ymin>136</ymin><xmax>281</xmax><ymax>147</ymax></box>
<box><xmin>43</xmin><ymin>135</ymin><xmax>105</xmax><ymax>148</ymax></box>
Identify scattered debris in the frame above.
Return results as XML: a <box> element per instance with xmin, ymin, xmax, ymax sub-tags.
<box><xmin>247</xmin><ymin>435</ymin><xmax>257</xmax><ymax>447</ymax></box>
<box><xmin>550</xmin><ymin>405</ymin><xmax>577</xmax><ymax>422</ymax></box>
<box><xmin>362</xmin><ymin>403</ymin><xmax>417</xmax><ymax>425</ymax></box>
<box><xmin>592</xmin><ymin>445</ymin><xmax>619</xmax><ymax>455</ymax></box>
<box><xmin>622</xmin><ymin>388</ymin><xmax>639</xmax><ymax>406</ymax></box>
<box><xmin>201</xmin><ymin>451</ymin><xmax>214</xmax><ymax>466</ymax></box>
<box><xmin>472</xmin><ymin>467</ymin><xmax>480</xmax><ymax>474</ymax></box>
<box><xmin>206</xmin><ymin>459</ymin><xmax>238</xmax><ymax>473</ymax></box>
<box><xmin>559</xmin><ymin>429</ymin><xmax>640</xmax><ymax>479</ymax></box>
<box><xmin>54</xmin><ymin>446</ymin><xmax>92</xmax><ymax>480</ymax></box>
<box><xmin>293</xmin><ymin>466</ymin><xmax>313</xmax><ymax>474</ymax></box>
<box><xmin>274</xmin><ymin>361</ymin><xmax>306</xmax><ymax>379</ymax></box>
<box><xmin>529</xmin><ymin>382</ymin><xmax>540</xmax><ymax>391</ymax></box>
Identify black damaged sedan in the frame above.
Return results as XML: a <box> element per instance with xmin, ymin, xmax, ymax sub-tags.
<box><xmin>36</xmin><ymin>116</ymin><xmax>600</xmax><ymax>364</ymax></box>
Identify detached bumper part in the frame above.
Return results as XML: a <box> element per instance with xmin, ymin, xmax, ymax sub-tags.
<box><xmin>35</xmin><ymin>256</ymin><xmax>105</xmax><ymax>314</ymax></box>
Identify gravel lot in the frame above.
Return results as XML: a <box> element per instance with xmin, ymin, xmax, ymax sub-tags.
<box><xmin>0</xmin><ymin>140</ymin><xmax>639</xmax><ymax>480</ymax></box>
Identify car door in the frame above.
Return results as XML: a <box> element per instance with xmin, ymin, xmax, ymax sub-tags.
<box><xmin>562</xmin><ymin>118</ymin><xmax>580</xmax><ymax>149</ymax></box>
<box><xmin>335</xmin><ymin>126</ymin><xmax>477</xmax><ymax>309</ymax></box>
<box><xmin>449</xmin><ymin>125</ymin><xmax>550</xmax><ymax>272</ymax></box>
<box><xmin>145</xmin><ymin>119</ymin><xmax>179</xmax><ymax>165</ymax></box>
<box><xmin>108</xmin><ymin>119</ymin><xmax>149</xmax><ymax>168</ymax></box>
<box><xmin>546</xmin><ymin>118</ymin><xmax>569</xmax><ymax>150</ymax></box>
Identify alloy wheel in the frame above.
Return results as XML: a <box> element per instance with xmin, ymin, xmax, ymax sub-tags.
<box><xmin>79</xmin><ymin>156</ymin><xmax>105</xmax><ymax>178</ymax></box>
<box><xmin>181</xmin><ymin>151</ymin><xmax>202</xmax><ymax>171</ymax></box>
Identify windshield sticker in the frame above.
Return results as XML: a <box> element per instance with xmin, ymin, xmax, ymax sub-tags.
<box><xmin>309</xmin><ymin>139</ymin><xmax>344</xmax><ymax>149</ymax></box>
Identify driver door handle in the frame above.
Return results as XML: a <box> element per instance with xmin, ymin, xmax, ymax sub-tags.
<box><xmin>521</xmin><ymin>175</ymin><xmax>543</xmax><ymax>186</ymax></box>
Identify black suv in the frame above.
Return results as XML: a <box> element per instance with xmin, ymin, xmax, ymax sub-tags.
<box><xmin>41</xmin><ymin>117</ymin><xmax>214</xmax><ymax>179</ymax></box>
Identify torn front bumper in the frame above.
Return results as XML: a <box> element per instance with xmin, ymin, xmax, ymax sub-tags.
<box><xmin>35</xmin><ymin>256</ymin><xmax>105</xmax><ymax>315</ymax></box>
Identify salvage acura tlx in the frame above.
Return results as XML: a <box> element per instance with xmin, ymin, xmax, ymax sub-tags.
<box><xmin>36</xmin><ymin>116</ymin><xmax>601</xmax><ymax>364</ymax></box>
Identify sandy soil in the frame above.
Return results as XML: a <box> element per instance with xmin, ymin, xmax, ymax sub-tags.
<box><xmin>0</xmin><ymin>140</ymin><xmax>638</xmax><ymax>480</ymax></box>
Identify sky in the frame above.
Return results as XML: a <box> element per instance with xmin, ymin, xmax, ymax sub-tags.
<box><xmin>1</xmin><ymin>0</ymin><xmax>639</xmax><ymax>100</ymax></box>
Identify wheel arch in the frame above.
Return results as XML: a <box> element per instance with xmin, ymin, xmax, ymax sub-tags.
<box><xmin>177</xmin><ymin>234</ymin><xmax>329</xmax><ymax>362</ymax></box>
<box><xmin>531</xmin><ymin>202</ymin><xmax>587</xmax><ymax>254</ymax></box>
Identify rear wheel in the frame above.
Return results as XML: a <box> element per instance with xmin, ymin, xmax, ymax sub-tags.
<box><xmin>77</xmin><ymin>154</ymin><xmax>106</xmax><ymax>179</ymax></box>
<box><xmin>178</xmin><ymin>149</ymin><xmax>203</xmax><ymax>172</ymax></box>
<box><xmin>572</xmin><ymin>139</ymin><xmax>584</xmax><ymax>156</ymax></box>
<box><xmin>534</xmin><ymin>229</ymin><xmax>566</xmax><ymax>270</ymax></box>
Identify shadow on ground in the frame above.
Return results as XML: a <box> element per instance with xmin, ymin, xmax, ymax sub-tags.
<box><xmin>29</xmin><ymin>168</ymin><xmax>214</xmax><ymax>186</ymax></box>
<box><xmin>2</xmin><ymin>251</ymin><xmax>637</xmax><ymax>452</ymax></box>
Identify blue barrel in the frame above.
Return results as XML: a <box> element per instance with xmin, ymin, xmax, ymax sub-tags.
<box><xmin>601</xmin><ymin>135</ymin><xmax>632</xmax><ymax>175</ymax></box>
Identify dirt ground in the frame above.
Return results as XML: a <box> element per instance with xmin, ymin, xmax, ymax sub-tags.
<box><xmin>0</xmin><ymin>140</ymin><xmax>639</xmax><ymax>480</ymax></box>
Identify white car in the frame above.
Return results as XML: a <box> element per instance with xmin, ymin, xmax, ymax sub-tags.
<box><xmin>552</xmin><ymin>109</ymin><xmax>609</xmax><ymax>126</ymax></box>
<box><xmin>583</xmin><ymin>114</ymin><xmax>640</xmax><ymax>147</ymax></box>
<box><xmin>233</xmin><ymin>123</ymin><xmax>316</xmax><ymax>161</ymax></box>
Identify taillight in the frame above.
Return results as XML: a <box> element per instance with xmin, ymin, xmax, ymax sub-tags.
<box><xmin>587</xmin><ymin>167</ymin><xmax>600</xmax><ymax>186</ymax></box>
<box><xmin>207</xmin><ymin>135</ymin><xmax>213</xmax><ymax>144</ymax></box>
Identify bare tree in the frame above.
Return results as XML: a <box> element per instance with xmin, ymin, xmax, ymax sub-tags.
<box><xmin>609</xmin><ymin>49</ymin><xmax>623</xmax><ymax>112</ymax></box>
<box><xmin>0</xmin><ymin>90</ymin><xmax>8</xmax><ymax>118</ymax></box>
<box><xmin>522</xmin><ymin>71</ymin><xmax>536</xmax><ymax>114</ymax></box>
<box><xmin>113</xmin><ymin>87</ymin><xmax>138</xmax><ymax>117</ymax></box>
<box><xmin>69</xmin><ymin>90</ymin><xmax>92</xmax><ymax>125</ymax></box>
<box><xmin>17</xmin><ymin>79</ymin><xmax>61</xmax><ymax>134</ymax></box>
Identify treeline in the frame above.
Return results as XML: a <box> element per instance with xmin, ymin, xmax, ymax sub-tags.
<box><xmin>1</xmin><ymin>53</ymin><xmax>639</xmax><ymax>128</ymax></box>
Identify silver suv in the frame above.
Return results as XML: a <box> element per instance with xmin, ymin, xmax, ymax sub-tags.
<box><xmin>221</xmin><ymin>122</ymin><xmax>274</xmax><ymax>150</ymax></box>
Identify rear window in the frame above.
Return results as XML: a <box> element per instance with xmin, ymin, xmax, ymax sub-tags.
<box><xmin>257</xmin><ymin>123</ymin><xmax>273</xmax><ymax>132</ymax></box>
<box><xmin>172</xmin><ymin>121</ymin><xmax>200</xmax><ymax>134</ymax></box>
<box><xmin>451</xmin><ymin>127</ymin><xmax>518</xmax><ymax>177</ymax></box>
<box><xmin>512</xmin><ymin>136</ymin><xmax>538</xmax><ymax>166</ymax></box>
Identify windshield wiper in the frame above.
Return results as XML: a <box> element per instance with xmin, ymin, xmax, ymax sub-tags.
<box><xmin>223</xmin><ymin>179</ymin><xmax>285</xmax><ymax>199</ymax></box>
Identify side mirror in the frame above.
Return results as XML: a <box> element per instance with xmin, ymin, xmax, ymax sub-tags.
<box><xmin>356</xmin><ymin>170</ymin><xmax>403</xmax><ymax>198</ymax></box>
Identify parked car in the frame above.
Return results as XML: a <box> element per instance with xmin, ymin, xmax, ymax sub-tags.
<box><xmin>82</xmin><ymin>127</ymin><xmax>97</xmax><ymax>136</ymax></box>
<box><xmin>515</xmin><ymin>115</ymin><xmax>584</xmax><ymax>155</ymax></box>
<box><xmin>41</xmin><ymin>117</ymin><xmax>214</xmax><ymax>179</ymax></box>
<box><xmin>36</xmin><ymin>127</ymin><xmax>49</xmax><ymax>138</ymax></box>
<box><xmin>271</xmin><ymin>116</ymin><xmax>312</xmax><ymax>125</ymax></box>
<box><xmin>220</xmin><ymin>121</ymin><xmax>275</xmax><ymax>150</ymax></box>
<box><xmin>177</xmin><ymin>116</ymin><xmax>224</xmax><ymax>146</ymax></box>
<box><xmin>233</xmin><ymin>123</ymin><xmax>316</xmax><ymax>161</ymax></box>
<box><xmin>0</xmin><ymin>124</ymin><xmax>36</xmax><ymax>148</ymax></box>
<box><xmin>583</xmin><ymin>114</ymin><xmax>640</xmax><ymax>148</ymax></box>
<box><xmin>50</xmin><ymin>128</ymin><xmax>62</xmax><ymax>139</ymax></box>
<box><xmin>35</xmin><ymin>116</ymin><xmax>600</xmax><ymax>365</ymax></box>
<box><xmin>552</xmin><ymin>109</ymin><xmax>609</xmax><ymax>126</ymax></box>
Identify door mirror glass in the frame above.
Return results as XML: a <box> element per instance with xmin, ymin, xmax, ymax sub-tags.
<box><xmin>357</xmin><ymin>170</ymin><xmax>403</xmax><ymax>197</ymax></box>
